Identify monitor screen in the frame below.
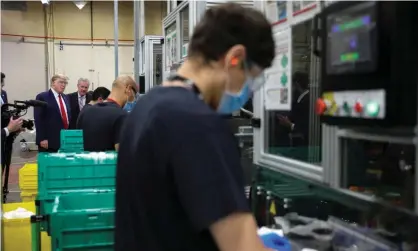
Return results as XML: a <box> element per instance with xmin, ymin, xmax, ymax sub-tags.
<box><xmin>326</xmin><ymin>2</ymin><xmax>377</xmax><ymax>75</ymax></box>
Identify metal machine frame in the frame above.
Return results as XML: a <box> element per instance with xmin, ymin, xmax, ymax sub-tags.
<box><xmin>162</xmin><ymin>1</ymin><xmax>190</xmax><ymax>80</ymax></box>
<box><xmin>253</xmin><ymin>1</ymin><xmax>325</xmax><ymax>182</ymax></box>
<box><xmin>162</xmin><ymin>0</ymin><xmax>255</xmax><ymax>79</ymax></box>
<box><xmin>253</xmin><ymin>0</ymin><xmax>418</xmax><ymax>215</ymax></box>
<box><xmin>139</xmin><ymin>35</ymin><xmax>164</xmax><ymax>91</ymax></box>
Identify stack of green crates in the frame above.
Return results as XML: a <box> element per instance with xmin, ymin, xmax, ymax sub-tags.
<box><xmin>32</xmin><ymin>130</ymin><xmax>117</xmax><ymax>251</ymax></box>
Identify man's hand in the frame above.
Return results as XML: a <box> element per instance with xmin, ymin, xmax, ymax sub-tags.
<box><xmin>210</xmin><ymin>213</ymin><xmax>271</xmax><ymax>251</ymax></box>
<box><xmin>40</xmin><ymin>140</ymin><xmax>48</xmax><ymax>149</ymax></box>
<box><xmin>278</xmin><ymin>114</ymin><xmax>293</xmax><ymax>130</ymax></box>
<box><xmin>7</xmin><ymin>117</ymin><xmax>23</xmax><ymax>133</ymax></box>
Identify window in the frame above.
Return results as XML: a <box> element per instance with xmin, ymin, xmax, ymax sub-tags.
<box><xmin>141</xmin><ymin>40</ymin><xmax>145</xmax><ymax>74</ymax></box>
<box><xmin>264</xmin><ymin>20</ymin><xmax>322</xmax><ymax>165</ymax></box>
<box><xmin>165</xmin><ymin>22</ymin><xmax>177</xmax><ymax>71</ymax></box>
<box><xmin>341</xmin><ymin>138</ymin><xmax>415</xmax><ymax>210</ymax></box>
<box><xmin>180</xmin><ymin>6</ymin><xmax>189</xmax><ymax>59</ymax></box>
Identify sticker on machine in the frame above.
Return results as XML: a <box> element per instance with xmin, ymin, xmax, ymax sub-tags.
<box><xmin>279</xmin><ymin>88</ymin><xmax>288</xmax><ymax>104</ymax></box>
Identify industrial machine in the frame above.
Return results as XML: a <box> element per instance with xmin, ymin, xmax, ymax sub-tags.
<box><xmin>314</xmin><ymin>1</ymin><xmax>418</xmax><ymax>127</ymax></box>
<box><xmin>139</xmin><ymin>35</ymin><xmax>163</xmax><ymax>93</ymax></box>
<box><xmin>252</xmin><ymin>0</ymin><xmax>418</xmax><ymax>248</ymax></box>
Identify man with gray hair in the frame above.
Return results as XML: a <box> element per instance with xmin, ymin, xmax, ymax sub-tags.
<box><xmin>68</xmin><ymin>77</ymin><xmax>91</xmax><ymax>129</ymax></box>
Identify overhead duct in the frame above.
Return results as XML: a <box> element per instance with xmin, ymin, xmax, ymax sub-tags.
<box><xmin>1</xmin><ymin>1</ymin><xmax>28</xmax><ymax>11</ymax></box>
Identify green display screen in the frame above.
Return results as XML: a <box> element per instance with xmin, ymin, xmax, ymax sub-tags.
<box><xmin>340</xmin><ymin>52</ymin><xmax>360</xmax><ymax>62</ymax></box>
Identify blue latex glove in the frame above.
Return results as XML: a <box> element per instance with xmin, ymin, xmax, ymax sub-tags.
<box><xmin>260</xmin><ymin>233</ymin><xmax>291</xmax><ymax>251</ymax></box>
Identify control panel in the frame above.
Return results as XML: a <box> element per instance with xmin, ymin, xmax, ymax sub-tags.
<box><xmin>316</xmin><ymin>89</ymin><xmax>385</xmax><ymax>119</ymax></box>
<box><xmin>314</xmin><ymin>1</ymin><xmax>418</xmax><ymax>127</ymax></box>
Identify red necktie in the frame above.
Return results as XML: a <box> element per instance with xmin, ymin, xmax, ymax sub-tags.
<box><xmin>58</xmin><ymin>94</ymin><xmax>69</xmax><ymax>129</ymax></box>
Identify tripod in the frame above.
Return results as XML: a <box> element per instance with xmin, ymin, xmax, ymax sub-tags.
<box><xmin>2</xmin><ymin>133</ymin><xmax>15</xmax><ymax>203</ymax></box>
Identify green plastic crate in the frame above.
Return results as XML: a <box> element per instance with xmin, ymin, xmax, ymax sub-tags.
<box><xmin>37</xmin><ymin>152</ymin><xmax>117</xmax><ymax>230</ymax></box>
<box><xmin>49</xmin><ymin>191</ymin><xmax>115</xmax><ymax>251</ymax></box>
<box><xmin>60</xmin><ymin>130</ymin><xmax>84</xmax><ymax>152</ymax></box>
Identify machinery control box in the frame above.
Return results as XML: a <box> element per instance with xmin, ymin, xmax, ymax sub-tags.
<box><xmin>314</xmin><ymin>1</ymin><xmax>418</xmax><ymax>127</ymax></box>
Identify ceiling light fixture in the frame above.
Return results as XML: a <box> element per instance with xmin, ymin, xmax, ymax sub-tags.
<box><xmin>41</xmin><ymin>0</ymin><xmax>49</xmax><ymax>5</ymax></box>
<box><xmin>73</xmin><ymin>1</ymin><xmax>87</xmax><ymax>10</ymax></box>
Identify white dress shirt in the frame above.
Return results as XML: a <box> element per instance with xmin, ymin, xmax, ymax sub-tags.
<box><xmin>51</xmin><ymin>89</ymin><xmax>69</xmax><ymax>125</ymax></box>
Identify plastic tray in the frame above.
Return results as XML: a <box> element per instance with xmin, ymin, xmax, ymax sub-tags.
<box><xmin>21</xmin><ymin>190</ymin><xmax>38</xmax><ymax>202</ymax></box>
<box><xmin>49</xmin><ymin>191</ymin><xmax>115</xmax><ymax>250</ymax></box>
<box><xmin>37</xmin><ymin>151</ymin><xmax>117</xmax><ymax>199</ymax></box>
<box><xmin>19</xmin><ymin>163</ymin><xmax>38</xmax><ymax>190</ymax></box>
<box><xmin>60</xmin><ymin>130</ymin><xmax>84</xmax><ymax>152</ymax></box>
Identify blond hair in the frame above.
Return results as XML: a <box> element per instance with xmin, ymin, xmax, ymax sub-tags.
<box><xmin>51</xmin><ymin>74</ymin><xmax>68</xmax><ymax>84</ymax></box>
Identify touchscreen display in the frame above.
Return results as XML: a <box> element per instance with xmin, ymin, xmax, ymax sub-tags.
<box><xmin>326</xmin><ymin>2</ymin><xmax>377</xmax><ymax>75</ymax></box>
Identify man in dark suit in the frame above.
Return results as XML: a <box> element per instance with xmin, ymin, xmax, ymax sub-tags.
<box><xmin>68</xmin><ymin>78</ymin><xmax>91</xmax><ymax>129</ymax></box>
<box><xmin>34</xmin><ymin>74</ymin><xmax>71</xmax><ymax>152</ymax></box>
<box><xmin>1</xmin><ymin>72</ymin><xmax>23</xmax><ymax>169</ymax></box>
<box><xmin>1</xmin><ymin>73</ymin><xmax>8</xmax><ymax>105</ymax></box>
<box><xmin>278</xmin><ymin>71</ymin><xmax>310</xmax><ymax>147</ymax></box>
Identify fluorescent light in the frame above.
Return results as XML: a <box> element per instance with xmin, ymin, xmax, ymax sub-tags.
<box><xmin>74</xmin><ymin>1</ymin><xmax>87</xmax><ymax>10</ymax></box>
<box><xmin>41</xmin><ymin>0</ymin><xmax>49</xmax><ymax>4</ymax></box>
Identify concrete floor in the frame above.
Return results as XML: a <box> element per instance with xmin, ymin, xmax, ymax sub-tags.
<box><xmin>3</xmin><ymin>155</ymin><xmax>37</xmax><ymax>203</ymax></box>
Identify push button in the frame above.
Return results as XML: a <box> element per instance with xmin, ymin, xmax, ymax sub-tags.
<box><xmin>342</xmin><ymin>102</ymin><xmax>351</xmax><ymax>114</ymax></box>
<box><xmin>366</xmin><ymin>102</ymin><xmax>380</xmax><ymax>117</ymax></box>
<box><xmin>354</xmin><ymin>101</ymin><xmax>363</xmax><ymax>113</ymax></box>
<box><xmin>315</xmin><ymin>98</ymin><xmax>327</xmax><ymax>115</ymax></box>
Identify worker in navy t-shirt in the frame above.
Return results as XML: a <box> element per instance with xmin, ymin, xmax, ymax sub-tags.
<box><xmin>115</xmin><ymin>3</ymin><xmax>275</xmax><ymax>251</ymax></box>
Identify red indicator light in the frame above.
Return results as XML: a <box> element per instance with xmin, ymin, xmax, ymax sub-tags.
<box><xmin>316</xmin><ymin>98</ymin><xmax>327</xmax><ymax>115</ymax></box>
<box><xmin>354</xmin><ymin>102</ymin><xmax>363</xmax><ymax>113</ymax></box>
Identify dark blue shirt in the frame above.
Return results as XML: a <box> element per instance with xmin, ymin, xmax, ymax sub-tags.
<box><xmin>115</xmin><ymin>86</ymin><xmax>249</xmax><ymax>251</ymax></box>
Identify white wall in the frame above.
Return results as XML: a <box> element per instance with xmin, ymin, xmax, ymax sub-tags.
<box><xmin>1</xmin><ymin>1</ymin><xmax>166</xmax><ymax>118</ymax></box>
<box><xmin>1</xmin><ymin>39</ymin><xmax>47</xmax><ymax>118</ymax></box>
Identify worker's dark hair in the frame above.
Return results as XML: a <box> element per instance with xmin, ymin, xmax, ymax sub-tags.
<box><xmin>92</xmin><ymin>87</ymin><xmax>110</xmax><ymax>101</ymax></box>
<box><xmin>1</xmin><ymin>72</ymin><xmax>5</xmax><ymax>83</ymax></box>
<box><xmin>188</xmin><ymin>3</ymin><xmax>275</xmax><ymax>69</ymax></box>
<box><xmin>293</xmin><ymin>71</ymin><xmax>309</xmax><ymax>89</ymax></box>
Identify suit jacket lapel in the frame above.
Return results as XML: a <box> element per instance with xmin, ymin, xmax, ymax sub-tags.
<box><xmin>49</xmin><ymin>89</ymin><xmax>62</xmax><ymax>116</ymax></box>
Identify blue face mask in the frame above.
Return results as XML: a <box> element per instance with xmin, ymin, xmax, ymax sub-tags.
<box><xmin>217</xmin><ymin>79</ymin><xmax>252</xmax><ymax>114</ymax></box>
<box><xmin>216</xmin><ymin>60</ymin><xmax>265</xmax><ymax>115</ymax></box>
<box><xmin>123</xmin><ymin>101</ymin><xmax>135</xmax><ymax>112</ymax></box>
<box><xmin>123</xmin><ymin>92</ymin><xmax>141</xmax><ymax>112</ymax></box>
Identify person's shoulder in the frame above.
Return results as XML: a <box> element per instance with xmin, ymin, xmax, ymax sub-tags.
<box><xmin>36</xmin><ymin>90</ymin><xmax>50</xmax><ymax>99</ymax></box>
<box><xmin>149</xmin><ymin>88</ymin><xmax>224</xmax><ymax>132</ymax></box>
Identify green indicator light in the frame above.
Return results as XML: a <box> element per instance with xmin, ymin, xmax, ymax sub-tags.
<box><xmin>342</xmin><ymin>102</ymin><xmax>351</xmax><ymax>113</ymax></box>
<box><xmin>366</xmin><ymin>102</ymin><xmax>380</xmax><ymax>117</ymax></box>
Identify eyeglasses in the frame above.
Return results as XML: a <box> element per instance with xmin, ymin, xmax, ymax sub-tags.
<box><xmin>247</xmin><ymin>63</ymin><xmax>267</xmax><ymax>92</ymax></box>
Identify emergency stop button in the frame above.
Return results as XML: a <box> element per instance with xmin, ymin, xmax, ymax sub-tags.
<box><xmin>354</xmin><ymin>101</ymin><xmax>363</xmax><ymax>113</ymax></box>
<box><xmin>315</xmin><ymin>98</ymin><xmax>327</xmax><ymax>115</ymax></box>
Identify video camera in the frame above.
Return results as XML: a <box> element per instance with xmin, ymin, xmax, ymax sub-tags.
<box><xmin>1</xmin><ymin>100</ymin><xmax>47</xmax><ymax>130</ymax></box>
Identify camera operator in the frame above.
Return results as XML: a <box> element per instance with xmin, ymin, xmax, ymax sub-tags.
<box><xmin>1</xmin><ymin>73</ymin><xmax>23</xmax><ymax>173</ymax></box>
